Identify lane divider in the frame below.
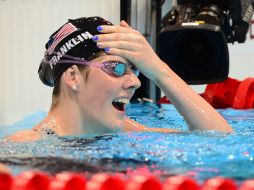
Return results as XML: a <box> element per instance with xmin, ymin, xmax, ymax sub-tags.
<box><xmin>1</xmin><ymin>171</ymin><xmax>254</xmax><ymax>190</ymax></box>
<box><xmin>163</xmin><ymin>176</ymin><xmax>200</xmax><ymax>190</ymax></box>
<box><xmin>202</xmin><ymin>78</ymin><xmax>240</xmax><ymax>109</ymax></box>
<box><xmin>50</xmin><ymin>172</ymin><xmax>86</xmax><ymax>190</ymax></box>
<box><xmin>0</xmin><ymin>173</ymin><xmax>13</xmax><ymax>190</ymax></box>
<box><xmin>86</xmin><ymin>173</ymin><xmax>125</xmax><ymax>190</ymax></box>
<box><xmin>12</xmin><ymin>171</ymin><xmax>51</xmax><ymax>190</ymax></box>
<box><xmin>126</xmin><ymin>175</ymin><xmax>162</xmax><ymax>190</ymax></box>
<box><xmin>233</xmin><ymin>78</ymin><xmax>254</xmax><ymax>109</ymax></box>
<box><xmin>239</xmin><ymin>180</ymin><xmax>254</xmax><ymax>190</ymax></box>
<box><xmin>202</xmin><ymin>177</ymin><xmax>237</xmax><ymax>190</ymax></box>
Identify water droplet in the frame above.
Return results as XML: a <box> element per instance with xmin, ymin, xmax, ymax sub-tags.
<box><xmin>228</xmin><ymin>154</ymin><xmax>234</xmax><ymax>160</ymax></box>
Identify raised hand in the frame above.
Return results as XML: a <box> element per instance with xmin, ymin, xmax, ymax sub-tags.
<box><xmin>95</xmin><ymin>20</ymin><xmax>168</xmax><ymax>81</ymax></box>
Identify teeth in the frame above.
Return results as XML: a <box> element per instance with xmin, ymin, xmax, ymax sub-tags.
<box><xmin>113</xmin><ymin>98</ymin><xmax>129</xmax><ymax>104</ymax></box>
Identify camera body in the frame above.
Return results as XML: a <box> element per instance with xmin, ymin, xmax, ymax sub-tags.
<box><xmin>158</xmin><ymin>0</ymin><xmax>254</xmax><ymax>84</ymax></box>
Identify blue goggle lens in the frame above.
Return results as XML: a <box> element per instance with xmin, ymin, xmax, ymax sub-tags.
<box><xmin>114</xmin><ymin>63</ymin><xmax>126</xmax><ymax>76</ymax></box>
<box><xmin>102</xmin><ymin>62</ymin><xmax>139</xmax><ymax>77</ymax></box>
<box><xmin>133</xmin><ymin>69</ymin><xmax>140</xmax><ymax>77</ymax></box>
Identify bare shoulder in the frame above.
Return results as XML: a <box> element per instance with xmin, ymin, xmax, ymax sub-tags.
<box><xmin>124</xmin><ymin>117</ymin><xmax>180</xmax><ymax>133</ymax></box>
<box><xmin>6</xmin><ymin>129</ymin><xmax>41</xmax><ymax>142</ymax></box>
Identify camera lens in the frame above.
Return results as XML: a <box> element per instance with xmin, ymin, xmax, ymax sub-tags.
<box><xmin>175</xmin><ymin>30</ymin><xmax>215</xmax><ymax>67</ymax></box>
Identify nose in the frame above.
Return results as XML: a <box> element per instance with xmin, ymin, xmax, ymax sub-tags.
<box><xmin>123</xmin><ymin>73</ymin><xmax>141</xmax><ymax>90</ymax></box>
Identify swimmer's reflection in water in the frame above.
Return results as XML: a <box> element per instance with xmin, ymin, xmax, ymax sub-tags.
<box><xmin>0</xmin><ymin>135</ymin><xmax>162</xmax><ymax>175</ymax></box>
<box><xmin>0</xmin><ymin>153</ymin><xmax>156</xmax><ymax>175</ymax></box>
<box><xmin>7</xmin><ymin>16</ymin><xmax>233</xmax><ymax>142</ymax></box>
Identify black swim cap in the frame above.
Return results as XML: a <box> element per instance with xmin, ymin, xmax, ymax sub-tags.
<box><xmin>38</xmin><ymin>17</ymin><xmax>113</xmax><ymax>87</ymax></box>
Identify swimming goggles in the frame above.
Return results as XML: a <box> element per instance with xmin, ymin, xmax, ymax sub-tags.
<box><xmin>101</xmin><ymin>61</ymin><xmax>139</xmax><ymax>77</ymax></box>
<box><xmin>46</xmin><ymin>52</ymin><xmax>140</xmax><ymax>77</ymax></box>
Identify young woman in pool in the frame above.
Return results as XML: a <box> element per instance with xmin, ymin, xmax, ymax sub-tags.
<box><xmin>8</xmin><ymin>17</ymin><xmax>233</xmax><ymax>142</ymax></box>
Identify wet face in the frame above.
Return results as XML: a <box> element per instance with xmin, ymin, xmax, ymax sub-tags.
<box><xmin>77</xmin><ymin>55</ymin><xmax>141</xmax><ymax>134</ymax></box>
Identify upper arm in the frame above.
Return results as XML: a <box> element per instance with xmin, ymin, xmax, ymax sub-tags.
<box><xmin>6</xmin><ymin>130</ymin><xmax>42</xmax><ymax>142</ymax></box>
<box><xmin>124</xmin><ymin>117</ymin><xmax>180</xmax><ymax>133</ymax></box>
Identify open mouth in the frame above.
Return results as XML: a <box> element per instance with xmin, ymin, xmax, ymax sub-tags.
<box><xmin>112</xmin><ymin>98</ymin><xmax>129</xmax><ymax>112</ymax></box>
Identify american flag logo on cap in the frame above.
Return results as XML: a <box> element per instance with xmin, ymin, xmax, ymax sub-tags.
<box><xmin>47</xmin><ymin>23</ymin><xmax>78</xmax><ymax>54</ymax></box>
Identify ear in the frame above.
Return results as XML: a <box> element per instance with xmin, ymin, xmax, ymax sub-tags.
<box><xmin>62</xmin><ymin>65</ymin><xmax>81</xmax><ymax>89</ymax></box>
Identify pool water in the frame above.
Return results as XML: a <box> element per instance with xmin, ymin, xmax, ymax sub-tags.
<box><xmin>0</xmin><ymin>103</ymin><xmax>254</xmax><ymax>183</ymax></box>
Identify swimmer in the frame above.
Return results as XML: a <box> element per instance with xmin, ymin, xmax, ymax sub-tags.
<box><xmin>8</xmin><ymin>17</ymin><xmax>233</xmax><ymax>142</ymax></box>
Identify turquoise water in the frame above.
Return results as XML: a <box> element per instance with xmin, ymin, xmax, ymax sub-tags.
<box><xmin>0</xmin><ymin>103</ymin><xmax>254</xmax><ymax>182</ymax></box>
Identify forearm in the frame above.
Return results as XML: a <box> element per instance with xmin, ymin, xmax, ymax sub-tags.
<box><xmin>154</xmin><ymin>61</ymin><xmax>233</xmax><ymax>132</ymax></box>
<box><xmin>124</xmin><ymin>117</ymin><xmax>180</xmax><ymax>133</ymax></box>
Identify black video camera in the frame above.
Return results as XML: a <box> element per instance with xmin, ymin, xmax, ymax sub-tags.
<box><xmin>158</xmin><ymin>0</ymin><xmax>254</xmax><ymax>84</ymax></box>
